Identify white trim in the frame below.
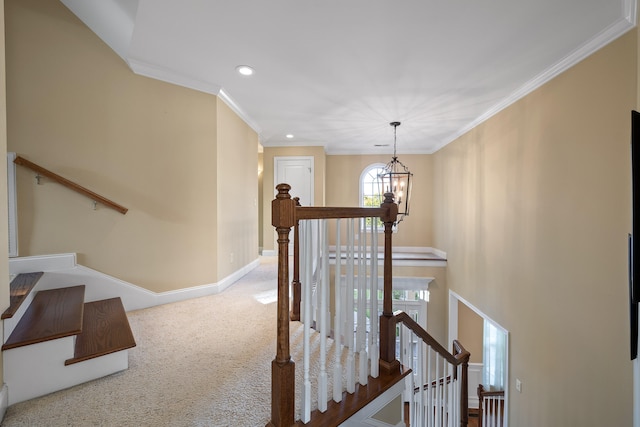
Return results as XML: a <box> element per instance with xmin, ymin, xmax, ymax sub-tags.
<box><xmin>0</xmin><ymin>384</ymin><xmax>7</xmax><ymax>422</ymax></box>
<box><xmin>7</xmin><ymin>153</ymin><xmax>18</xmax><ymax>257</ymax></box>
<box><xmin>339</xmin><ymin>275</ymin><xmax>432</xmax><ymax>291</ymax></box>
<box><xmin>8</xmin><ymin>254</ymin><xmax>261</xmax><ymax>311</ymax></box>
<box><xmin>261</xmin><ymin>249</ymin><xmax>277</xmax><ymax>257</ymax></box>
<box><xmin>328</xmin><ymin>246</ymin><xmax>447</xmax><ymax>267</ymax></box>
<box><xmin>339</xmin><ymin>378</ymin><xmax>405</xmax><ymax>427</ymax></box>
<box><xmin>128</xmin><ymin>58</ymin><xmax>263</xmax><ymax>138</ymax></box>
<box><xmin>155</xmin><ymin>257</ymin><xmax>260</xmax><ymax>305</ymax></box>
<box><xmin>468</xmin><ymin>362</ymin><xmax>484</xmax><ymax>409</ymax></box>
<box><xmin>128</xmin><ymin>58</ymin><xmax>222</xmax><ymax>95</ymax></box>
<box><xmin>430</xmin><ymin>247</ymin><xmax>447</xmax><ymax>259</ymax></box>
<box><xmin>218</xmin><ymin>89</ymin><xmax>262</xmax><ymax>136</ymax></box>
<box><xmin>4</xmin><ymin>338</ymin><xmax>130</xmax><ymax>405</ymax></box>
<box><xmin>430</xmin><ymin>9</ymin><xmax>637</xmax><ymax>154</ymax></box>
<box><xmin>9</xmin><ymin>253</ymin><xmax>77</xmax><ymax>274</ymax></box>
<box><xmin>60</xmin><ymin>0</ymin><xmax>138</xmax><ymax>61</ymax></box>
<box><xmin>359</xmin><ymin>163</ymin><xmax>386</xmax><ymax>207</ymax></box>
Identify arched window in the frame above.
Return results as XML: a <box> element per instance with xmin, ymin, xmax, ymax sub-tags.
<box><xmin>360</xmin><ymin>164</ymin><xmax>386</xmax><ymax>229</ymax></box>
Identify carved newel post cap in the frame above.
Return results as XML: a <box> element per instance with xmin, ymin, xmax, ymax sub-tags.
<box><xmin>272</xmin><ymin>184</ymin><xmax>296</xmax><ymax>228</ymax></box>
<box><xmin>383</xmin><ymin>192</ymin><xmax>395</xmax><ymax>204</ymax></box>
<box><xmin>275</xmin><ymin>183</ymin><xmax>291</xmax><ymax>199</ymax></box>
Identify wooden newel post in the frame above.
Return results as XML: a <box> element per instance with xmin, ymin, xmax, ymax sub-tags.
<box><xmin>268</xmin><ymin>184</ymin><xmax>296</xmax><ymax>427</ymax></box>
<box><xmin>379</xmin><ymin>192</ymin><xmax>400</xmax><ymax>374</ymax></box>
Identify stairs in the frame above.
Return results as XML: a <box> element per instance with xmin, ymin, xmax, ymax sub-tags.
<box><xmin>294</xmin><ymin>367</ymin><xmax>411</xmax><ymax>426</ymax></box>
<box><xmin>2</xmin><ymin>272</ymin><xmax>136</xmax><ymax>405</ymax></box>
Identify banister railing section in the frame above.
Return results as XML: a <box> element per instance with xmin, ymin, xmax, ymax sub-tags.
<box><xmin>477</xmin><ymin>384</ymin><xmax>505</xmax><ymax>427</ymax></box>
<box><xmin>269</xmin><ymin>183</ymin><xmax>470</xmax><ymax>427</ymax></box>
<box><xmin>14</xmin><ymin>156</ymin><xmax>128</xmax><ymax>214</ymax></box>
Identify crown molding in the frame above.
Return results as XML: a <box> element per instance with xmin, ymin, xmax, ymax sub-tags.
<box><xmin>126</xmin><ymin>59</ymin><xmax>262</xmax><ymax>137</ymax></box>
<box><xmin>431</xmin><ymin>2</ymin><xmax>638</xmax><ymax>154</ymax></box>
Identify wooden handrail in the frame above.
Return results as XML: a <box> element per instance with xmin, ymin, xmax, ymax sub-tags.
<box><xmin>392</xmin><ymin>311</ymin><xmax>464</xmax><ymax>365</ymax></box>
<box><xmin>14</xmin><ymin>156</ymin><xmax>128</xmax><ymax>214</ymax></box>
<box><xmin>295</xmin><ymin>205</ymin><xmax>389</xmax><ymax>220</ymax></box>
<box><xmin>392</xmin><ymin>311</ymin><xmax>470</xmax><ymax>427</ymax></box>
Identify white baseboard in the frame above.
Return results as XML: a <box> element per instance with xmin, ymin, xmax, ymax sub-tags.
<box><xmin>261</xmin><ymin>249</ymin><xmax>277</xmax><ymax>256</ymax></box>
<box><xmin>0</xmin><ymin>384</ymin><xmax>7</xmax><ymax>422</ymax></box>
<box><xmin>9</xmin><ymin>253</ymin><xmax>76</xmax><ymax>274</ymax></box>
<box><xmin>155</xmin><ymin>258</ymin><xmax>261</xmax><ymax>306</ymax></box>
<box><xmin>8</xmin><ymin>254</ymin><xmax>261</xmax><ymax>311</ymax></box>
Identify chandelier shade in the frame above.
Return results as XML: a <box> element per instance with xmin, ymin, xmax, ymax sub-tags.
<box><xmin>378</xmin><ymin>121</ymin><xmax>413</xmax><ymax>224</ymax></box>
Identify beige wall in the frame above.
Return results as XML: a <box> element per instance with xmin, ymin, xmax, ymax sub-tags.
<box><xmin>5</xmin><ymin>0</ymin><xmax>257</xmax><ymax>291</ymax></box>
<box><xmin>216</xmin><ymin>98</ymin><xmax>259</xmax><ymax>279</ymax></box>
<box><xmin>0</xmin><ymin>0</ymin><xmax>9</xmax><ymax>386</ymax></box>
<box><xmin>326</xmin><ymin>154</ymin><xmax>433</xmax><ymax>248</ymax></box>
<box><xmin>458</xmin><ymin>301</ymin><xmax>483</xmax><ymax>364</ymax></box>
<box><xmin>261</xmin><ymin>152</ymin><xmax>434</xmax><ymax>251</ymax></box>
<box><xmin>262</xmin><ymin>145</ymin><xmax>326</xmax><ymax>252</ymax></box>
<box><xmin>433</xmin><ymin>31</ymin><xmax>636</xmax><ymax>426</ymax></box>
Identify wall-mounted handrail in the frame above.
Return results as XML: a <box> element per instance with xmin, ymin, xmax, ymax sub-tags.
<box><xmin>14</xmin><ymin>156</ymin><xmax>128</xmax><ymax>214</ymax></box>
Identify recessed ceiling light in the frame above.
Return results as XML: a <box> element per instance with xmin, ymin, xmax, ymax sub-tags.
<box><xmin>286</xmin><ymin>134</ymin><xmax>294</xmax><ymax>139</ymax></box>
<box><xmin>236</xmin><ymin>65</ymin><xmax>254</xmax><ymax>76</ymax></box>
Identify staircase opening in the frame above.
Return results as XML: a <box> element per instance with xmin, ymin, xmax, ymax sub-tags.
<box><xmin>270</xmin><ymin>183</ymin><xmax>470</xmax><ymax>426</ymax></box>
<box><xmin>448</xmin><ymin>290</ymin><xmax>509</xmax><ymax>426</ymax></box>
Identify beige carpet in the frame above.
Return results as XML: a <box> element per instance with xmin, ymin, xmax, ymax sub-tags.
<box><xmin>1</xmin><ymin>256</ymin><xmax>290</xmax><ymax>427</ymax></box>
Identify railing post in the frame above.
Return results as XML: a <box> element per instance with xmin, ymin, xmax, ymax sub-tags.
<box><xmin>290</xmin><ymin>197</ymin><xmax>301</xmax><ymax>321</ymax></box>
<box><xmin>379</xmin><ymin>192</ymin><xmax>400</xmax><ymax>373</ymax></box>
<box><xmin>267</xmin><ymin>184</ymin><xmax>296</xmax><ymax>427</ymax></box>
<box><xmin>477</xmin><ymin>384</ymin><xmax>485</xmax><ymax>427</ymax></box>
<box><xmin>460</xmin><ymin>357</ymin><xmax>469</xmax><ymax>427</ymax></box>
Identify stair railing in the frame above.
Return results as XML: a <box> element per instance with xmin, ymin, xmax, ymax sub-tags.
<box><xmin>14</xmin><ymin>155</ymin><xmax>128</xmax><ymax>214</ymax></box>
<box><xmin>269</xmin><ymin>183</ymin><xmax>469</xmax><ymax>427</ymax></box>
<box><xmin>396</xmin><ymin>310</ymin><xmax>470</xmax><ymax>427</ymax></box>
<box><xmin>269</xmin><ymin>183</ymin><xmax>396</xmax><ymax>427</ymax></box>
<box><xmin>477</xmin><ymin>384</ymin><xmax>505</xmax><ymax>427</ymax></box>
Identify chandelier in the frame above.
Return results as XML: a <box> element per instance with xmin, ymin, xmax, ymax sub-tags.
<box><xmin>378</xmin><ymin>121</ymin><xmax>413</xmax><ymax>225</ymax></box>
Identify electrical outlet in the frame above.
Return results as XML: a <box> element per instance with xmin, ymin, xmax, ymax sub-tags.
<box><xmin>230</xmin><ymin>252</ymin><xmax>234</xmax><ymax>264</ymax></box>
<box><xmin>516</xmin><ymin>378</ymin><xmax>522</xmax><ymax>393</ymax></box>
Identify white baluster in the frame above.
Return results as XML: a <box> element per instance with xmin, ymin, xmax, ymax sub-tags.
<box><xmin>301</xmin><ymin>221</ymin><xmax>312</xmax><ymax>423</ymax></box>
<box><xmin>346</xmin><ymin>218</ymin><xmax>356</xmax><ymax>393</ymax></box>
<box><xmin>357</xmin><ymin>218</ymin><xmax>368</xmax><ymax>385</ymax></box>
<box><xmin>417</xmin><ymin>333</ymin><xmax>424</xmax><ymax>427</ymax></box>
<box><xmin>333</xmin><ymin>219</ymin><xmax>343</xmax><ymax>403</ymax></box>
<box><xmin>427</xmin><ymin>346</ymin><xmax>433</xmax><ymax>427</ymax></box>
<box><xmin>369</xmin><ymin>217</ymin><xmax>379</xmax><ymax>378</ymax></box>
<box><xmin>434</xmin><ymin>353</ymin><xmax>442</xmax><ymax>426</ymax></box>
<box><xmin>452</xmin><ymin>368</ymin><xmax>457</xmax><ymax>427</ymax></box>
<box><xmin>318</xmin><ymin>219</ymin><xmax>328</xmax><ymax>412</ymax></box>
<box><xmin>310</xmin><ymin>222</ymin><xmax>316</xmax><ymax>329</ymax></box>
<box><xmin>413</xmin><ymin>334</ymin><xmax>418</xmax><ymax>425</ymax></box>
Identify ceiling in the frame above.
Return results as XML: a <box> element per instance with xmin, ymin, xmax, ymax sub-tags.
<box><xmin>60</xmin><ymin>0</ymin><xmax>635</xmax><ymax>155</ymax></box>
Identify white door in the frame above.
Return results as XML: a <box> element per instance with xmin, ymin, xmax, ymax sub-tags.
<box><xmin>274</xmin><ymin>156</ymin><xmax>314</xmax><ymax>253</ymax></box>
<box><xmin>274</xmin><ymin>156</ymin><xmax>313</xmax><ymax>207</ymax></box>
